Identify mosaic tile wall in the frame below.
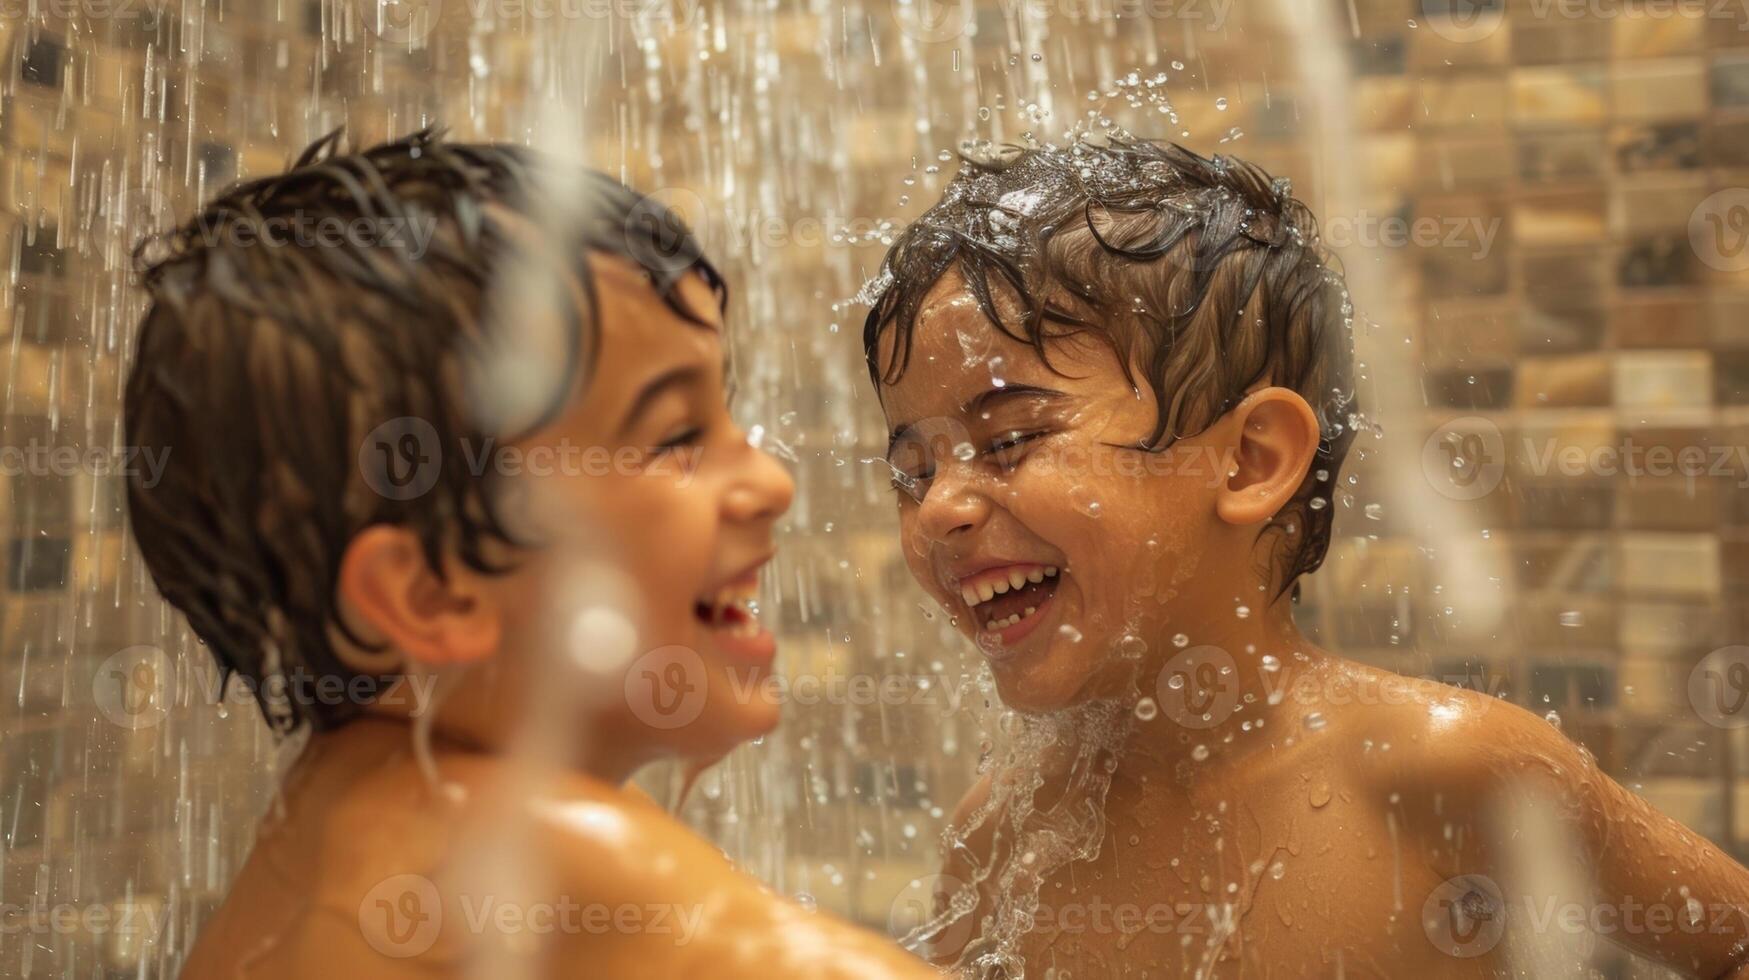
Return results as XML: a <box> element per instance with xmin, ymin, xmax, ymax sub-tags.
<box><xmin>0</xmin><ymin>0</ymin><xmax>1744</xmax><ymax>976</ymax></box>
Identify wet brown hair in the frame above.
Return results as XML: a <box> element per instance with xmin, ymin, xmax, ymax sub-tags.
<box><xmin>864</xmin><ymin>136</ymin><xmax>1357</xmax><ymax>597</ymax></box>
<box><xmin>124</xmin><ymin>126</ymin><xmax>725</xmax><ymax>734</ymax></box>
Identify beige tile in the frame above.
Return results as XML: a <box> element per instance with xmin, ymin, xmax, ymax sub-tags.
<box><xmin>1612</xmin><ymin>173</ymin><xmax>1711</xmax><ymax>236</ymax></box>
<box><xmin>1610</xmin><ymin>58</ymin><xmax>1707</xmax><ymax>122</ymax></box>
<box><xmin>1511</xmin><ymin>65</ymin><xmax>1607</xmax><ymax>127</ymax></box>
<box><xmin>1418</xmin><ymin>136</ymin><xmax>1516</xmax><ymax>191</ymax></box>
<box><xmin>1614</xmin><ymin>350</ymin><xmax>1715</xmax><ymax>410</ymax></box>
<box><xmin>1612</xmin><ymin>7</ymin><xmax>1706</xmax><ymax>58</ymax></box>
<box><xmin>1419</xmin><ymin>74</ymin><xmax>1510</xmax><ymax>129</ymax></box>
<box><xmin>1617</xmin><ymin>534</ymin><xmax>1721</xmax><ymax>596</ymax></box>
<box><xmin>1516</xmin><ymin>354</ymin><xmax>1614</xmax><ymax>407</ymax></box>
<box><xmin>1515</xmin><ymin>189</ymin><xmax>1607</xmax><ymax>246</ymax></box>
<box><xmin>1355</xmin><ymin>76</ymin><xmax>1415</xmax><ymax>131</ymax></box>
<box><xmin>1614</xmin><ymin>295</ymin><xmax>1707</xmax><ymax>347</ymax></box>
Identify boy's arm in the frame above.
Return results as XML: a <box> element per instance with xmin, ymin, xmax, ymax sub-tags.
<box><xmin>1431</xmin><ymin>701</ymin><xmax>1749</xmax><ymax>978</ymax></box>
<box><xmin>1582</xmin><ymin>770</ymin><xmax>1749</xmax><ymax>980</ymax></box>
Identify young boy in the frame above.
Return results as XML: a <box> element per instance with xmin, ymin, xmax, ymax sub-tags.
<box><xmin>125</xmin><ymin>128</ymin><xmax>936</xmax><ymax>979</ymax></box>
<box><xmin>865</xmin><ymin>137</ymin><xmax>1749</xmax><ymax>978</ymax></box>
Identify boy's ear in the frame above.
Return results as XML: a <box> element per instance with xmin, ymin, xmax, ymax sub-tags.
<box><xmin>1215</xmin><ymin>387</ymin><xmax>1321</xmax><ymax>527</ymax></box>
<box><xmin>337</xmin><ymin>525</ymin><xmax>500</xmax><ymax>669</ymax></box>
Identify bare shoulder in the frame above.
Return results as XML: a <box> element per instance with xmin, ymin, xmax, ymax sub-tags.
<box><xmin>1323</xmin><ymin>660</ymin><xmax>1602</xmax><ymax>801</ymax></box>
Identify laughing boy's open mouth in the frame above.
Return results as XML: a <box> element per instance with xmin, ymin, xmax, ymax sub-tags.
<box><xmin>958</xmin><ymin>563</ymin><xmax>1061</xmax><ymax>646</ymax></box>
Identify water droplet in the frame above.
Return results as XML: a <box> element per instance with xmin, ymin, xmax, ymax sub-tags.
<box><xmin>1260</xmin><ymin>654</ymin><xmax>1280</xmax><ymax>673</ymax></box>
<box><xmin>1135</xmin><ymin>697</ymin><xmax>1159</xmax><ymax>721</ymax></box>
<box><xmin>1057</xmin><ymin>623</ymin><xmax>1084</xmax><ymax>643</ymax></box>
<box><xmin>1191</xmin><ymin>744</ymin><xmax>1210</xmax><ymax>761</ymax></box>
<box><xmin>1559</xmin><ymin>610</ymin><xmax>1583</xmax><ymax>628</ymax></box>
<box><xmin>1303</xmin><ymin>712</ymin><xmax>1327</xmax><ymax>731</ymax></box>
<box><xmin>1172</xmin><ymin>633</ymin><xmax>1190</xmax><ymax>648</ymax></box>
<box><xmin>1214</xmin><ymin>97</ymin><xmax>1229</xmax><ymax>111</ymax></box>
<box><xmin>1118</xmin><ymin>634</ymin><xmax>1147</xmax><ymax>659</ymax></box>
<box><xmin>1069</xmin><ymin>487</ymin><xmax>1103</xmax><ymax>517</ymax></box>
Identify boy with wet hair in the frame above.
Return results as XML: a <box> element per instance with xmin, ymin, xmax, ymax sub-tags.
<box><xmin>866</xmin><ymin>136</ymin><xmax>1749</xmax><ymax>977</ymax></box>
<box><xmin>126</xmin><ymin>128</ymin><xmax>936</xmax><ymax>979</ymax></box>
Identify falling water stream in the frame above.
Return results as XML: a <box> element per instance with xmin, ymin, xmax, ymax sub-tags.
<box><xmin>0</xmin><ymin>0</ymin><xmax>1743</xmax><ymax>977</ymax></box>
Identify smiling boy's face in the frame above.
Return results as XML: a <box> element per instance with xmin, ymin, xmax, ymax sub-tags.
<box><xmin>484</xmin><ymin>255</ymin><xmax>797</xmax><ymax>765</ymax></box>
<box><xmin>877</xmin><ymin>269</ymin><xmax>1249</xmax><ymax>712</ymax></box>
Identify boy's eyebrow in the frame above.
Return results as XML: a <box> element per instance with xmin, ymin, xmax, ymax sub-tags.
<box><xmin>885</xmin><ymin>384</ymin><xmax>1066</xmax><ymax>456</ymax></box>
<box><xmin>618</xmin><ymin>364</ymin><xmax>707</xmax><ymax>435</ymax></box>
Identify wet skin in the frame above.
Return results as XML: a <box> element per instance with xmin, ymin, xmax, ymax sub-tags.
<box><xmin>878</xmin><ymin>271</ymin><xmax>1749</xmax><ymax>978</ymax></box>
<box><xmin>179</xmin><ymin>246</ymin><xmax>936</xmax><ymax>979</ymax></box>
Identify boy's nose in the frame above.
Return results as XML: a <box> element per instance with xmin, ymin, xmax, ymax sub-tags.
<box><xmin>917</xmin><ymin>471</ymin><xmax>992</xmax><ymax>542</ymax></box>
<box><xmin>723</xmin><ymin>430</ymin><xmax>795</xmax><ymax>524</ymax></box>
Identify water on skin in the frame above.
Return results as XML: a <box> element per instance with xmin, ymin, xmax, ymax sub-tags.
<box><xmin>25</xmin><ymin>0</ymin><xmax>1738</xmax><ymax>976</ymax></box>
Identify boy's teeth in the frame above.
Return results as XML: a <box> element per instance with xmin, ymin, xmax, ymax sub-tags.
<box><xmin>702</xmin><ymin>584</ymin><xmax>761</xmax><ymax>630</ymax></box>
<box><xmin>984</xmin><ymin>609</ymin><xmax>1037</xmax><ymax>631</ymax></box>
<box><xmin>960</xmin><ymin>565</ymin><xmax>1061</xmax><ymax>608</ymax></box>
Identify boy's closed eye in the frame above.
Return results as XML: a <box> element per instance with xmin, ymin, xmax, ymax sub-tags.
<box><xmin>884</xmin><ymin>426</ymin><xmax>1053</xmax><ymax>502</ymax></box>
